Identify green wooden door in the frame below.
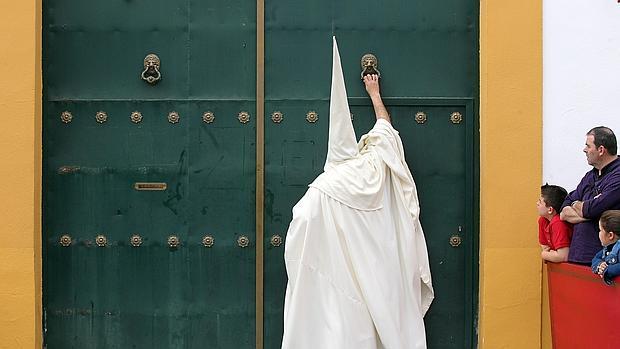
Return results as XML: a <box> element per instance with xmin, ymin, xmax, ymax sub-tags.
<box><xmin>43</xmin><ymin>1</ymin><xmax>478</xmax><ymax>348</ymax></box>
<box><xmin>263</xmin><ymin>1</ymin><xmax>478</xmax><ymax>348</ymax></box>
<box><xmin>43</xmin><ymin>1</ymin><xmax>257</xmax><ymax>348</ymax></box>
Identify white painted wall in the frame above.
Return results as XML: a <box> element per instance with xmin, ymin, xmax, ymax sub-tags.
<box><xmin>543</xmin><ymin>0</ymin><xmax>620</xmax><ymax>191</ymax></box>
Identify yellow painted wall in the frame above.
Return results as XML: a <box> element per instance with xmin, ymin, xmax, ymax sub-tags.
<box><xmin>479</xmin><ymin>0</ymin><xmax>543</xmax><ymax>348</ymax></box>
<box><xmin>0</xmin><ymin>0</ymin><xmax>42</xmax><ymax>348</ymax></box>
<box><xmin>542</xmin><ymin>266</ymin><xmax>552</xmax><ymax>348</ymax></box>
<box><xmin>0</xmin><ymin>0</ymin><xmax>547</xmax><ymax>348</ymax></box>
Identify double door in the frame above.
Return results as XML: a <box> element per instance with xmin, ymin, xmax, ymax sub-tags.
<box><xmin>43</xmin><ymin>0</ymin><xmax>478</xmax><ymax>348</ymax></box>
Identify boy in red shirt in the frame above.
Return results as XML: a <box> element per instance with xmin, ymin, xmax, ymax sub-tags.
<box><xmin>537</xmin><ymin>184</ymin><xmax>573</xmax><ymax>262</ymax></box>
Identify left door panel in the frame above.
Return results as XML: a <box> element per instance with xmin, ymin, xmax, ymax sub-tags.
<box><xmin>43</xmin><ymin>1</ymin><xmax>257</xmax><ymax>348</ymax></box>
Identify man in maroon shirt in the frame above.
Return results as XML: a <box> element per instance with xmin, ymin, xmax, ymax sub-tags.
<box><xmin>561</xmin><ymin>126</ymin><xmax>620</xmax><ymax>264</ymax></box>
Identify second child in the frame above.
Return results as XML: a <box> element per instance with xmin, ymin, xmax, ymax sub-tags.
<box><xmin>591</xmin><ymin>210</ymin><xmax>620</xmax><ymax>285</ymax></box>
<box><xmin>537</xmin><ymin>184</ymin><xmax>573</xmax><ymax>262</ymax></box>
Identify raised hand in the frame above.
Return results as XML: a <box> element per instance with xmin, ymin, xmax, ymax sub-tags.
<box><xmin>363</xmin><ymin>74</ymin><xmax>381</xmax><ymax>98</ymax></box>
<box><xmin>363</xmin><ymin>74</ymin><xmax>389</xmax><ymax>123</ymax></box>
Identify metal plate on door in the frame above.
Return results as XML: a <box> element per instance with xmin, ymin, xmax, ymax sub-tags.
<box><xmin>134</xmin><ymin>182</ymin><xmax>167</xmax><ymax>191</ymax></box>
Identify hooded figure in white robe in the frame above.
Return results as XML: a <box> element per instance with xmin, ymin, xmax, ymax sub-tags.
<box><xmin>281</xmin><ymin>37</ymin><xmax>434</xmax><ymax>349</ymax></box>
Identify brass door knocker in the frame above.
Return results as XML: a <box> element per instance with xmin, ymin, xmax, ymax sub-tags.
<box><xmin>141</xmin><ymin>54</ymin><xmax>161</xmax><ymax>84</ymax></box>
<box><xmin>360</xmin><ymin>53</ymin><xmax>381</xmax><ymax>79</ymax></box>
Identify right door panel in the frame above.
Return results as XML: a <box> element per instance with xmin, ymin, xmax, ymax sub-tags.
<box><xmin>263</xmin><ymin>0</ymin><xmax>478</xmax><ymax>346</ymax></box>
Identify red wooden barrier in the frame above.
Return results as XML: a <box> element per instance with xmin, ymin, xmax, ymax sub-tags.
<box><xmin>547</xmin><ymin>262</ymin><xmax>620</xmax><ymax>349</ymax></box>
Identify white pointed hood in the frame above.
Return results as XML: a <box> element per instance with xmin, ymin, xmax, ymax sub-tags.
<box><xmin>324</xmin><ymin>37</ymin><xmax>359</xmax><ymax>172</ymax></box>
<box><xmin>311</xmin><ymin>37</ymin><xmax>384</xmax><ymax>211</ymax></box>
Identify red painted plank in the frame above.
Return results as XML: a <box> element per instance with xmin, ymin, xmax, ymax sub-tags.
<box><xmin>547</xmin><ymin>262</ymin><xmax>620</xmax><ymax>349</ymax></box>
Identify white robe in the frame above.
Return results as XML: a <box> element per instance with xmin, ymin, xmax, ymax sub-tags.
<box><xmin>281</xmin><ymin>38</ymin><xmax>433</xmax><ymax>349</ymax></box>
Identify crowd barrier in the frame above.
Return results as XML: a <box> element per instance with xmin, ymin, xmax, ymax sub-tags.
<box><xmin>547</xmin><ymin>262</ymin><xmax>620</xmax><ymax>349</ymax></box>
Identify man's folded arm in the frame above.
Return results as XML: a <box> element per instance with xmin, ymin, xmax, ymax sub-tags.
<box><xmin>560</xmin><ymin>205</ymin><xmax>588</xmax><ymax>223</ymax></box>
<box><xmin>582</xmin><ymin>180</ymin><xmax>620</xmax><ymax>219</ymax></box>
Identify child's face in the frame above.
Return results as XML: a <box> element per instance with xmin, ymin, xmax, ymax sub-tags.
<box><xmin>598</xmin><ymin>221</ymin><xmax>616</xmax><ymax>246</ymax></box>
<box><xmin>537</xmin><ymin>196</ymin><xmax>552</xmax><ymax>217</ymax></box>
